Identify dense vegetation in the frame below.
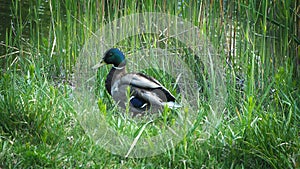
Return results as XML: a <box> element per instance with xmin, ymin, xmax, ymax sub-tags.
<box><xmin>0</xmin><ymin>0</ymin><xmax>299</xmax><ymax>168</ymax></box>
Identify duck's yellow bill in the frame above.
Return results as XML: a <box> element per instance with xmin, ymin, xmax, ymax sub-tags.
<box><xmin>92</xmin><ymin>60</ymin><xmax>105</xmax><ymax>69</ymax></box>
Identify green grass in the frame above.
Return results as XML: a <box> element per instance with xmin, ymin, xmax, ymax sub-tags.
<box><xmin>0</xmin><ymin>0</ymin><xmax>299</xmax><ymax>168</ymax></box>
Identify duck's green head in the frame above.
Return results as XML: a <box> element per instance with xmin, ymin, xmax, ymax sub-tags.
<box><xmin>92</xmin><ymin>48</ymin><xmax>126</xmax><ymax>69</ymax></box>
<box><xmin>103</xmin><ymin>48</ymin><xmax>126</xmax><ymax>66</ymax></box>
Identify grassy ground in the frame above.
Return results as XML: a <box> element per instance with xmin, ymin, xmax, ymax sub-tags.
<box><xmin>0</xmin><ymin>0</ymin><xmax>299</xmax><ymax>168</ymax></box>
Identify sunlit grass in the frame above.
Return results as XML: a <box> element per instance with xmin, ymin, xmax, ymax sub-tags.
<box><xmin>0</xmin><ymin>0</ymin><xmax>299</xmax><ymax>168</ymax></box>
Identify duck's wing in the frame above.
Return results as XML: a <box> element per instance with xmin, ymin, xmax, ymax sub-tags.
<box><xmin>129</xmin><ymin>86</ymin><xmax>181</xmax><ymax>110</ymax></box>
<box><xmin>121</xmin><ymin>73</ymin><xmax>176</xmax><ymax>102</ymax></box>
<box><xmin>115</xmin><ymin>73</ymin><xmax>181</xmax><ymax>110</ymax></box>
<box><xmin>111</xmin><ymin>73</ymin><xmax>181</xmax><ymax>115</ymax></box>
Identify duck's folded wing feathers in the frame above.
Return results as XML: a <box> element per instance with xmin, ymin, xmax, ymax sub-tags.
<box><xmin>129</xmin><ymin>73</ymin><xmax>162</xmax><ymax>89</ymax></box>
<box><xmin>120</xmin><ymin>73</ymin><xmax>176</xmax><ymax>102</ymax></box>
<box><xmin>131</xmin><ymin>87</ymin><xmax>181</xmax><ymax>109</ymax></box>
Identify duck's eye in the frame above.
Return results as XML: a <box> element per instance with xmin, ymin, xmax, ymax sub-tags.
<box><xmin>109</xmin><ymin>53</ymin><xmax>113</xmax><ymax>56</ymax></box>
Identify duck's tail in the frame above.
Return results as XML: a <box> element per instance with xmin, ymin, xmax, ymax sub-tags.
<box><xmin>163</xmin><ymin>101</ymin><xmax>182</xmax><ymax>109</ymax></box>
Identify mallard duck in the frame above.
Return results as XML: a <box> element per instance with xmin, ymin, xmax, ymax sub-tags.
<box><xmin>93</xmin><ymin>48</ymin><xmax>181</xmax><ymax>116</ymax></box>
